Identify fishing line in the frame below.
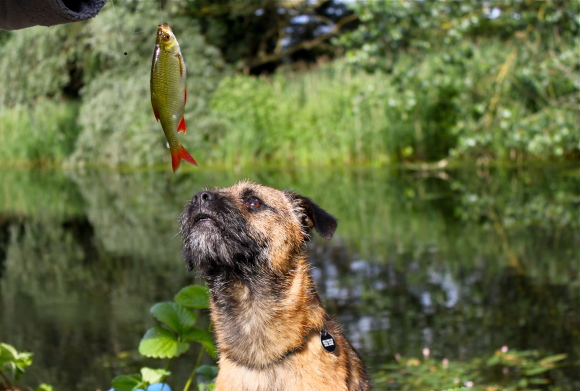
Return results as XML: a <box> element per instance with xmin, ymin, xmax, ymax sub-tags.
<box><xmin>158</xmin><ymin>0</ymin><xmax>165</xmax><ymax>25</ymax></box>
<box><xmin>130</xmin><ymin>5</ymin><xmax>144</xmax><ymax>35</ymax></box>
<box><xmin>110</xmin><ymin>0</ymin><xmax>128</xmax><ymax>55</ymax></box>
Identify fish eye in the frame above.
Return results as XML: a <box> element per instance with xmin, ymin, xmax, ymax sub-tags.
<box><xmin>244</xmin><ymin>196</ymin><xmax>262</xmax><ymax>210</ymax></box>
<box><xmin>164</xmin><ymin>34</ymin><xmax>171</xmax><ymax>41</ymax></box>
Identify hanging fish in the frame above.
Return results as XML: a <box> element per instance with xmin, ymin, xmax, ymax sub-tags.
<box><xmin>150</xmin><ymin>23</ymin><xmax>198</xmax><ymax>171</ymax></box>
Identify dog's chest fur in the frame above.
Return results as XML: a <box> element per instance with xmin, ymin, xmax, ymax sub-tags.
<box><xmin>209</xmin><ymin>259</ymin><xmax>326</xmax><ymax>368</ymax></box>
<box><xmin>216</xmin><ymin>335</ymin><xmax>353</xmax><ymax>391</ymax></box>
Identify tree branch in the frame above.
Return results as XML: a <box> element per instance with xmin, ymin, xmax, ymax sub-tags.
<box><xmin>241</xmin><ymin>12</ymin><xmax>359</xmax><ymax>70</ymax></box>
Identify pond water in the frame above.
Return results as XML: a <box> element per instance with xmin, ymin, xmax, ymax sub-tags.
<box><xmin>0</xmin><ymin>165</ymin><xmax>578</xmax><ymax>390</ymax></box>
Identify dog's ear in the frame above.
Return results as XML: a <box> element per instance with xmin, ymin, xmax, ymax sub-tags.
<box><xmin>284</xmin><ymin>191</ymin><xmax>337</xmax><ymax>240</ymax></box>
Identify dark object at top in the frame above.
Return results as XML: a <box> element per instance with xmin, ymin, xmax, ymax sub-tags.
<box><xmin>0</xmin><ymin>0</ymin><xmax>107</xmax><ymax>30</ymax></box>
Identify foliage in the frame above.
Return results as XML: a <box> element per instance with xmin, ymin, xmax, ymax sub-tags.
<box><xmin>337</xmin><ymin>0</ymin><xmax>578</xmax><ymax>71</ymax></box>
<box><xmin>110</xmin><ymin>285</ymin><xmax>217</xmax><ymax>391</ymax></box>
<box><xmin>0</xmin><ymin>0</ymin><xmax>577</xmax><ymax>166</ymax></box>
<box><xmin>332</xmin><ymin>0</ymin><xmax>580</xmax><ymax>162</ymax></box>
<box><xmin>0</xmin><ymin>2</ymin><xmax>223</xmax><ymax>168</ymax></box>
<box><xmin>0</xmin><ymin>24</ymin><xmax>84</xmax><ymax>105</ymax></box>
<box><xmin>201</xmin><ymin>42</ymin><xmax>578</xmax><ymax>165</ymax></box>
<box><xmin>205</xmin><ymin>68</ymin><xmax>394</xmax><ymax>166</ymax></box>
<box><xmin>177</xmin><ymin>0</ymin><xmax>580</xmax><ymax>165</ymax></box>
<box><xmin>0</xmin><ymin>343</ymin><xmax>54</xmax><ymax>391</ymax></box>
<box><xmin>0</xmin><ymin>100</ymin><xmax>80</xmax><ymax>165</ymax></box>
<box><xmin>0</xmin><ymin>343</ymin><xmax>32</xmax><ymax>384</ymax></box>
<box><xmin>180</xmin><ymin>0</ymin><xmax>357</xmax><ymax>73</ymax></box>
<box><xmin>374</xmin><ymin>347</ymin><xmax>572</xmax><ymax>391</ymax></box>
<box><xmin>110</xmin><ymin>368</ymin><xmax>170</xmax><ymax>391</ymax></box>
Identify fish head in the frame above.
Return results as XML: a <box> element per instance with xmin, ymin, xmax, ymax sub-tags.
<box><xmin>156</xmin><ymin>23</ymin><xmax>179</xmax><ymax>53</ymax></box>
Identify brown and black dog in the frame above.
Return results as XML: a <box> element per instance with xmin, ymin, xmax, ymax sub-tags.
<box><xmin>180</xmin><ymin>181</ymin><xmax>371</xmax><ymax>391</ymax></box>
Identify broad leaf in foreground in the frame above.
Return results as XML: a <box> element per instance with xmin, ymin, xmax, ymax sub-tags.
<box><xmin>174</xmin><ymin>285</ymin><xmax>210</xmax><ymax>309</ymax></box>
<box><xmin>150</xmin><ymin>302</ymin><xmax>197</xmax><ymax>334</ymax></box>
<box><xmin>139</xmin><ymin>327</ymin><xmax>190</xmax><ymax>358</ymax></box>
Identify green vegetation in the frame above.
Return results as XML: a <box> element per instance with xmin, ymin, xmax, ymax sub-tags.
<box><xmin>0</xmin><ymin>100</ymin><xmax>80</xmax><ymax>166</ymax></box>
<box><xmin>205</xmin><ymin>38</ymin><xmax>578</xmax><ymax>166</ymax></box>
<box><xmin>0</xmin><ymin>1</ymin><xmax>577</xmax><ymax>167</ymax></box>
<box><xmin>0</xmin><ymin>343</ymin><xmax>54</xmax><ymax>391</ymax></box>
<box><xmin>110</xmin><ymin>285</ymin><xmax>217</xmax><ymax>391</ymax></box>
<box><xmin>374</xmin><ymin>348</ymin><xmax>571</xmax><ymax>391</ymax></box>
<box><xmin>0</xmin><ymin>0</ymin><xmax>578</xmax><ymax>389</ymax></box>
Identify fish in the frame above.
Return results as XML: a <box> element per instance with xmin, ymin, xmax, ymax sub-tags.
<box><xmin>150</xmin><ymin>23</ymin><xmax>198</xmax><ymax>171</ymax></box>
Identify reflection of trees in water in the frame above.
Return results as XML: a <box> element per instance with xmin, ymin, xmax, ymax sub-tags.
<box><xmin>309</xmin><ymin>237</ymin><xmax>578</xmax><ymax>379</ymax></box>
<box><xmin>0</xmin><ymin>166</ymin><xmax>577</xmax><ymax>388</ymax></box>
<box><xmin>0</xmin><ymin>220</ymin><xmax>10</xmax><ymax>278</ymax></box>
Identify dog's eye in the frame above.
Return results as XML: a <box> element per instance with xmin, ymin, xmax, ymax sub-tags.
<box><xmin>244</xmin><ymin>196</ymin><xmax>262</xmax><ymax>210</ymax></box>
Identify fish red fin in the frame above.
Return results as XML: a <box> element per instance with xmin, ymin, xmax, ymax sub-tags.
<box><xmin>177</xmin><ymin>116</ymin><xmax>186</xmax><ymax>134</ymax></box>
<box><xmin>152</xmin><ymin>105</ymin><xmax>160</xmax><ymax>121</ymax></box>
<box><xmin>171</xmin><ymin>144</ymin><xmax>198</xmax><ymax>172</ymax></box>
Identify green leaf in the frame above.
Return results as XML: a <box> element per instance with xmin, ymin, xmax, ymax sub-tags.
<box><xmin>539</xmin><ymin>353</ymin><xmax>567</xmax><ymax>364</ymax></box>
<box><xmin>486</xmin><ymin>354</ymin><xmax>501</xmax><ymax>366</ymax></box>
<box><xmin>139</xmin><ymin>327</ymin><xmax>190</xmax><ymax>358</ymax></box>
<box><xmin>0</xmin><ymin>343</ymin><xmax>33</xmax><ymax>382</ymax></box>
<box><xmin>183</xmin><ymin>328</ymin><xmax>217</xmax><ymax>358</ymax></box>
<box><xmin>523</xmin><ymin>366</ymin><xmax>553</xmax><ymax>376</ymax></box>
<box><xmin>196</xmin><ymin>364</ymin><xmax>219</xmax><ymax>382</ymax></box>
<box><xmin>0</xmin><ymin>343</ymin><xmax>18</xmax><ymax>363</ymax></box>
<box><xmin>35</xmin><ymin>384</ymin><xmax>56</xmax><ymax>391</ymax></box>
<box><xmin>0</xmin><ymin>343</ymin><xmax>32</xmax><ymax>366</ymax></box>
<box><xmin>141</xmin><ymin>367</ymin><xmax>171</xmax><ymax>384</ymax></box>
<box><xmin>150</xmin><ymin>302</ymin><xmax>198</xmax><ymax>334</ymax></box>
<box><xmin>111</xmin><ymin>374</ymin><xmax>144</xmax><ymax>391</ymax></box>
<box><xmin>175</xmin><ymin>285</ymin><xmax>210</xmax><ymax>309</ymax></box>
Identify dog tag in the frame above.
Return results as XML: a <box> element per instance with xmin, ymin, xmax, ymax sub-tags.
<box><xmin>320</xmin><ymin>330</ymin><xmax>336</xmax><ymax>353</ymax></box>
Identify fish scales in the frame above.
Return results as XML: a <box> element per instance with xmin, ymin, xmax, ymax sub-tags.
<box><xmin>150</xmin><ymin>23</ymin><xmax>197</xmax><ymax>171</ymax></box>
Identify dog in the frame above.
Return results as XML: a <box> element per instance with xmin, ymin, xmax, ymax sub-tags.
<box><xmin>180</xmin><ymin>181</ymin><xmax>371</xmax><ymax>391</ymax></box>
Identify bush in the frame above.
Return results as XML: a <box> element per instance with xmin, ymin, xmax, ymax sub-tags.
<box><xmin>0</xmin><ymin>100</ymin><xmax>80</xmax><ymax>165</ymax></box>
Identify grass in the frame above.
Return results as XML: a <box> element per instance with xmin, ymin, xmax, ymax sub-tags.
<box><xmin>205</xmin><ymin>68</ymin><xmax>393</xmax><ymax>167</ymax></box>
<box><xmin>198</xmin><ymin>38</ymin><xmax>578</xmax><ymax>167</ymax></box>
<box><xmin>0</xmin><ymin>39</ymin><xmax>577</xmax><ymax>168</ymax></box>
<box><xmin>0</xmin><ymin>100</ymin><xmax>80</xmax><ymax>166</ymax></box>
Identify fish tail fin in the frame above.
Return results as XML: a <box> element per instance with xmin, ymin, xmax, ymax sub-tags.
<box><xmin>171</xmin><ymin>144</ymin><xmax>198</xmax><ymax>172</ymax></box>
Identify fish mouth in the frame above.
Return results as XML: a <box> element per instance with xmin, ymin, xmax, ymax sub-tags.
<box><xmin>158</xmin><ymin>23</ymin><xmax>171</xmax><ymax>33</ymax></box>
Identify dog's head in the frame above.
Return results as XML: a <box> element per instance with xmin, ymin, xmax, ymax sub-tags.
<box><xmin>180</xmin><ymin>180</ymin><xmax>337</xmax><ymax>279</ymax></box>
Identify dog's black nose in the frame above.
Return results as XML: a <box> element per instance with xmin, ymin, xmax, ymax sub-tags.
<box><xmin>193</xmin><ymin>190</ymin><xmax>217</xmax><ymax>205</ymax></box>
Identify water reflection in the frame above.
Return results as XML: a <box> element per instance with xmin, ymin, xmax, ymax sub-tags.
<box><xmin>0</xmin><ymin>165</ymin><xmax>578</xmax><ymax>390</ymax></box>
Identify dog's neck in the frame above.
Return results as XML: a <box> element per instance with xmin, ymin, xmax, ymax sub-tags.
<box><xmin>206</xmin><ymin>255</ymin><xmax>327</xmax><ymax>368</ymax></box>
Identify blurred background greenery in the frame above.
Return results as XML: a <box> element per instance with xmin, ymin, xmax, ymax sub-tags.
<box><xmin>0</xmin><ymin>0</ymin><xmax>577</xmax><ymax>167</ymax></box>
<box><xmin>0</xmin><ymin>0</ymin><xmax>578</xmax><ymax>390</ymax></box>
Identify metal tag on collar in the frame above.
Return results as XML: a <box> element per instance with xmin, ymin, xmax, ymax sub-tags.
<box><xmin>320</xmin><ymin>329</ymin><xmax>336</xmax><ymax>353</ymax></box>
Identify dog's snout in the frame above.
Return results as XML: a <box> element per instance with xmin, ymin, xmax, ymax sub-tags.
<box><xmin>193</xmin><ymin>190</ymin><xmax>217</xmax><ymax>205</ymax></box>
